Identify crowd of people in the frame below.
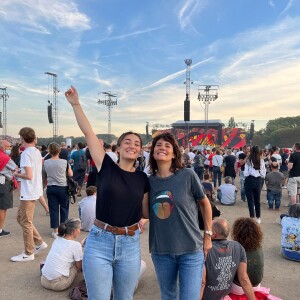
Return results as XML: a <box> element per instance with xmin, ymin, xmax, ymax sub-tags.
<box><xmin>0</xmin><ymin>86</ymin><xmax>299</xmax><ymax>299</ymax></box>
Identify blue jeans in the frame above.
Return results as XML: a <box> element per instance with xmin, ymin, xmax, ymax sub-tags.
<box><xmin>152</xmin><ymin>251</ymin><xmax>204</xmax><ymax>300</ymax></box>
<box><xmin>83</xmin><ymin>225</ymin><xmax>141</xmax><ymax>300</ymax></box>
<box><xmin>240</xmin><ymin>171</ymin><xmax>246</xmax><ymax>201</ymax></box>
<box><xmin>46</xmin><ymin>185</ymin><xmax>69</xmax><ymax>229</ymax></box>
<box><xmin>245</xmin><ymin>176</ymin><xmax>261</xmax><ymax>218</ymax></box>
<box><xmin>213</xmin><ymin>166</ymin><xmax>222</xmax><ymax>188</ymax></box>
<box><xmin>267</xmin><ymin>190</ymin><xmax>282</xmax><ymax>209</ymax></box>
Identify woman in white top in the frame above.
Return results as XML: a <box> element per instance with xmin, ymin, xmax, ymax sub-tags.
<box><xmin>41</xmin><ymin>218</ymin><xmax>83</xmax><ymax>291</ymax></box>
<box><xmin>244</xmin><ymin>146</ymin><xmax>266</xmax><ymax>224</ymax></box>
<box><xmin>212</xmin><ymin>149</ymin><xmax>223</xmax><ymax>188</ymax></box>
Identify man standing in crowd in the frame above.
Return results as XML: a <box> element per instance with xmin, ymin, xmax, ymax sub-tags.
<box><xmin>288</xmin><ymin>142</ymin><xmax>300</xmax><ymax>205</ymax></box>
<box><xmin>201</xmin><ymin>218</ymin><xmax>255</xmax><ymax>300</ymax></box>
<box><xmin>11</xmin><ymin>127</ymin><xmax>47</xmax><ymax>262</ymax></box>
<box><xmin>0</xmin><ymin>140</ymin><xmax>17</xmax><ymax>237</ymax></box>
<box><xmin>59</xmin><ymin>141</ymin><xmax>69</xmax><ymax>161</ymax></box>
<box><xmin>70</xmin><ymin>142</ymin><xmax>87</xmax><ymax>197</ymax></box>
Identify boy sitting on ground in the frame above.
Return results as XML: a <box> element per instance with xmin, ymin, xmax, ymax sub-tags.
<box><xmin>78</xmin><ymin>186</ymin><xmax>96</xmax><ymax>232</ymax></box>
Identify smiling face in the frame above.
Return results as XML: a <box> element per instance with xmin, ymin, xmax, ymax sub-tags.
<box><xmin>118</xmin><ymin>133</ymin><xmax>142</xmax><ymax>161</ymax></box>
<box><xmin>153</xmin><ymin>138</ymin><xmax>175</xmax><ymax>163</ymax></box>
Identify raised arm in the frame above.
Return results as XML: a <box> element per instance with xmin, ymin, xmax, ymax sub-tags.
<box><xmin>65</xmin><ymin>86</ymin><xmax>105</xmax><ymax>171</ymax></box>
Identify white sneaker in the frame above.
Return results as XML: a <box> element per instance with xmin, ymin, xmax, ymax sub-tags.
<box><xmin>34</xmin><ymin>242</ymin><xmax>48</xmax><ymax>255</ymax></box>
<box><xmin>11</xmin><ymin>252</ymin><xmax>34</xmax><ymax>262</ymax></box>
<box><xmin>51</xmin><ymin>232</ymin><xmax>58</xmax><ymax>239</ymax></box>
<box><xmin>256</xmin><ymin>218</ymin><xmax>262</xmax><ymax>224</ymax></box>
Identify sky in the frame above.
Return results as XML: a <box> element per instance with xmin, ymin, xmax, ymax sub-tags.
<box><xmin>1</xmin><ymin>0</ymin><xmax>300</xmax><ymax>139</ymax></box>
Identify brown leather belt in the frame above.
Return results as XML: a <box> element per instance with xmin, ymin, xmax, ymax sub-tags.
<box><xmin>94</xmin><ymin>219</ymin><xmax>139</xmax><ymax>236</ymax></box>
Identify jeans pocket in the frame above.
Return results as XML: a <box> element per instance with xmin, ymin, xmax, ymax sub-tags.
<box><xmin>89</xmin><ymin>225</ymin><xmax>105</xmax><ymax>237</ymax></box>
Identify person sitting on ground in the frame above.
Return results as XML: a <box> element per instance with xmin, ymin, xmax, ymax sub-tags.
<box><xmin>78</xmin><ymin>185</ymin><xmax>97</xmax><ymax>232</ymax></box>
<box><xmin>41</xmin><ymin>218</ymin><xmax>83</xmax><ymax>291</ymax></box>
<box><xmin>217</xmin><ymin>176</ymin><xmax>237</xmax><ymax>205</ymax></box>
<box><xmin>200</xmin><ymin>217</ymin><xmax>255</xmax><ymax>300</ymax></box>
<box><xmin>265</xmin><ymin>160</ymin><xmax>284</xmax><ymax>210</ymax></box>
<box><xmin>280</xmin><ymin>203</ymin><xmax>300</xmax><ymax>262</ymax></box>
<box><xmin>230</xmin><ymin>217</ymin><xmax>264</xmax><ymax>295</ymax></box>
<box><xmin>202</xmin><ymin>173</ymin><xmax>215</xmax><ymax>202</ymax></box>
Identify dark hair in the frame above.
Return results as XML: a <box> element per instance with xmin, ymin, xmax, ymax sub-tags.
<box><xmin>204</xmin><ymin>173</ymin><xmax>210</xmax><ymax>180</ymax></box>
<box><xmin>48</xmin><ymin>142</ymin><xmax>61</xmax><ymax>156</ymax></box>
<box><xmin>112</xmin><ymin>144</ymin><xmax>117</xmax><ymax>152</ymax></box>
<box><xmin>58</xmin><ymin>218</ymin><xmax>81</xmax><ymax>237</ymax></box>
<box><xmin>149</xmin><ymin>132</ymin><xmax>183</xmax><ymax>174</ymax></box>
<box><xmin>248</xmin><ymin>145</ymin><xmax>261</xmax><ymax>170</ymax></box>
<box><xmin>86</xmin><ymin>186</ymin><xmax>97</xmax><ymax>196</ymax></box>
<box><xmin>10</xmin><ymin>144</ymin><xmax>20</xmax><ymax>160</ymax></box>
<box><xmin>41</xmin><ymin>145</ymin><xmax>47</xmax><ymax>151</ymax></box>
<box><xmin>78</xmin><ymin>142</ymin><xmax>85</xmax><ymax>150</ymax></box>
<box><xmin>288</xmin><ymin>204</ymin><xmax>300</xmax><ymax>218</ymax></box>
<box><xmin>294</xmin><ymin>142</ymin><xmax>300</xmax><ymax>151</ymax></box>
<box><xmin>19</xmin><ymin>127</ymin><xmax>36</xmax><ymax>143</ymax></box>
<box><xmin>232</xmin><ymin>217</ymin><xmax>263</xmax><ymax>251</ymax></box>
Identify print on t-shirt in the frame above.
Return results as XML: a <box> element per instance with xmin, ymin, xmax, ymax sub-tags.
<box><xmin>152</xmin><ymin>190</ymin><xmax>174</xmax><ymax>219</ymax></box>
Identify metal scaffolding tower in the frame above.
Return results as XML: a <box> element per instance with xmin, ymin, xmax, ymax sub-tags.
<box><xmin>98</xmin><ymin>91</ymin><xmax>118</xmax><ymax>135</ymax></box>
<box><xmin>183</xmin><ymin>59</ymin><xmax>193</xmax><ymax>122</ymax></box>
<box><xmin>45</xmin><ymin>72</ymin><xmax>59</xmax><ymax>140</ymax></box>
<box><xmin>198</xmin><ymin>85</ymin><xmax>219</xmax><ymax>132</ymax></box>
<box><xmin>0</xmin><ymin>87</ymin><xmax>9</xmax><ymax>136</ymax></box>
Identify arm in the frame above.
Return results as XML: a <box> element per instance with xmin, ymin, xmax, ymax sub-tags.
<box><xmin>142</xmin><ymin>192</ymin><xmax>149</xmax><ymax>219</ymax></box>
<box><xmin>200</xmin><ymin>265</ymin><xmax>207</xmax><ymax>300</ymax></box>
<box><xmin>288</xmin><ymin>162</ymin><xmax>293</xmax><ymax>171</ymax></box>
<box><xmin>65</xmin><ymin>86</ymin><xmax>105</xmax><ymax>171</ymax></box>
<box><xmin>75</xmin><ymin>260</ymin><xmax>82</xmax><ymax>271</ymax></box>
<box><xmin>198</xmin><ymin>196</ymin><xmax>212</xmax><ymax>259</ymax></box>
<box><xmin>67</xmin><ymin>164</ymin><xmax>73</xmax><ymax>177</ymax></box>
<box><xmin>237</xmin><ymin>262</ymin><xmax>255</xmax><ymax>300</ymax></box>
<box><xmin>14</xmin><ymin>166</ymin><xmax>33</xmax><ymax>180</ymax></box>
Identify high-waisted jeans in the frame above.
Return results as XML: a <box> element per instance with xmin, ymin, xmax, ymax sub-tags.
<box><xmin>245</xmin><ymin>176</ymin><xmax>261</xmax><ymax>218</ymax></box>
<box><xmin>83</xmin><ymin>224</ymin><xmax>141</xmax><ymax>300</ymax></box>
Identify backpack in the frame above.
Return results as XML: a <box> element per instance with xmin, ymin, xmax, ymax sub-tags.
<box><xmin>67</xmin><ymin>176</ymin><xmax>78</xmax><ymax>204</ymax></box>
<box><xmin>75</xmin><ymin>151</ymin><xmax>87</xmax><ymax>172</ymax></box>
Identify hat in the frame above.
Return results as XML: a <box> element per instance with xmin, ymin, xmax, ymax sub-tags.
<box><xmin>284</xmin><ymin>148</ymin><xmax>289</xmax><ymax>154</ymax></box>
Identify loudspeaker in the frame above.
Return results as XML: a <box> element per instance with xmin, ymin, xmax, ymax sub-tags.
<box><xmin>48</xmin><ymin>104</ymin><xmax>53</xmax><ymax>123</ymax></box>
<box><xmin>0</xmin><ymin>112</ymin><xmax>2</xmax><ymax>128</ymax></box>
<box><xmin>146</xmin><ymin>124</ymin><xmax>149</xmax><ymax>139</ymax></box>
<box><xmin>184</xmin><ymin>100</ymin><xmax>190</xmax><ymax>122</ymax></box>
<box><xmin>249</xmin><ymin>123</ymin><xmax>254</xmax><ymax>140</ymax></box>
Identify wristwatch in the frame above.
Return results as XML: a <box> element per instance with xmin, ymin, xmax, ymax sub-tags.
<box><xmin>204</xmin><ymin>230</ymin><xmax>213</xmax><ymax>237</ymax></box>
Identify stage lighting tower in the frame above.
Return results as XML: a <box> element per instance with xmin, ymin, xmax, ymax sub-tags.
<box><xmin>0</xmin><ymin>87</ymin><xmax>9</xmax><ymax>136</ymax></box>
<box><xmin>98</xmin><ymin>91</ymin><xmax>118</xmax><ymax>135</ymax></box>
<box><xmin>45</xmin><ymin>72</ymin><xmax>59</xmax><ymax>140</ymax></box>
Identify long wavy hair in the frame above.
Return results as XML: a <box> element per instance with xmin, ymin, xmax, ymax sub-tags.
<box><xmin>248</xmin><ymin>145</ymin><xmax>261</xmax><ymax>170</ymax></box>
<box><xmin>149</xmin><ymin>132</ymin><xmax>183</xmax><ymax>175</ymax></box>
<box><xmin>232</xmin><ymin>217</ymin><xmax>263</xmax><ymax>251</ymax></box>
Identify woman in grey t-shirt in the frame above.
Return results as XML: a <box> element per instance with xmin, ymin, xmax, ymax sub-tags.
<box><xmin>148</xmin><ymin>132</ymin><xmax>212</xmax><ymax>300</ymax></box>
<box><xmin>44</xmin><ymin>143</ymin><xmax>73</xmax><ymax>238</ymax></box>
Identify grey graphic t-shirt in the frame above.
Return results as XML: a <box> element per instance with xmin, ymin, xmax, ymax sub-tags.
<box><xmin>203</xmin><ymin>240</ymin><xmax>247</xmax><ymax>300</ymax></box>
<box><xmin>149</xmin><ymin>168</ymin><xmax>205</xmax><ymax>255</ymax></box>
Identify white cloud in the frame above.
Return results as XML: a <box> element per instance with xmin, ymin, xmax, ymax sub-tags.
<box><xmin>178</xmin><ymin>0</ymin><xmax>207</xmax><ymax>31</ymax></box>
<box><xmin>0</xmin><ymin>0</ymin><xmax>91</xmax><ymax>32</ymax></box>
<box><xmin>86</xmin><ymin>26</ymin><xmax>165</xmax><ymax>44</ymax></box>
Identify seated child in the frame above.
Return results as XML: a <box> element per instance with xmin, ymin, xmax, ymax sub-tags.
<box><xmin>78</xmin><ymin>186</ymin><xmax>97</xmax><ymax>232</ymax></box>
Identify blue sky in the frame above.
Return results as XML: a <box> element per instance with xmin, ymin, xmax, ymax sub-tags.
<box><xmin>1</xmin><ymin>0</ymin><xmax>300</xmax><ymax>138</ymax></box>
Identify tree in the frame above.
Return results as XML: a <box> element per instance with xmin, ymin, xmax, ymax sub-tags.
<box><xmin>264</xmin><ymin>116</ymin><xmax>300</xmax><ymax>136</ymax></box>
<box><xmin>227</xmin><ymin>117</ymin><xmax>237</xmax><ymax>128</ymax></box>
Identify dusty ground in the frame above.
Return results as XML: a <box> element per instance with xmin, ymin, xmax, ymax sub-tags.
<box><xmin>0</xmin><ymin>183</ymin><xmax>299</xmax><ymax>300</ymax></box>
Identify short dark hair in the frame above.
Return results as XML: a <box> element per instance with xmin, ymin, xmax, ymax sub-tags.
<box><xmin>289</xmin><ymin>204</ymin><xmax>300</xmax><ymax>218</ymax></box>
<box><xmin>204</xmin><ymin>173</ymin><xmax>210</xmax><ymax>180</ymax></box>
<box><xmin>78</xmin><ymin>142</ymin><xmax>85</xmax><ymax>150</ymax></box>
<box><xmin>19</xmin><ymin>127</ymin><xmax>36</xmax><ymax>143</ymax></box>
<box><xmin>86</xmin><ymin>186</ymin><xmax>97</xmax><ymax>196</ymax></box>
